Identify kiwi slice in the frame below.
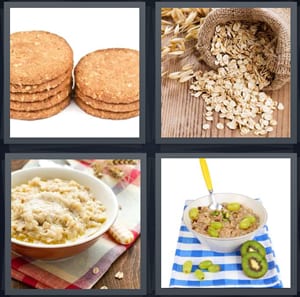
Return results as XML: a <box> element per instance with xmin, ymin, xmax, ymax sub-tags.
<box><xmin>242</xmin><ymin>252</ymin><xmax>268</xmax><ymax>278</ymax></box>
<box><xmin>240</xmin><ymin>240</ymin><xmax>266</xmax><ymax>257</ymax></box>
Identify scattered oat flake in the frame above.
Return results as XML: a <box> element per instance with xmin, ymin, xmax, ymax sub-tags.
<box><xmin>100</xmin><ymin>286</ymin><xmax>108</xmax><ymax>289</ymax></box>
<box><xmin>202</xmin><ymin>123</ymin><xmax>210</xmax><ymax>130</ymax></box>
<box><xmin>216</xmin><ymin>123</ymin><xmax>224</xmax><ymax>129</ymax></box>
<box><xmin>115</xmin><ymin>271</ymin><xmax>124</xmax><ymax>280</ymax></box>
<box><xmin>277</xmin><ymin>103</ymin><xmax>284</xmax><ymax>110</ymax></box>
<box><xmin>241</xmin><ymin>127</ymin><xmax>250</xmax><ymax>135</ymax></box>
<box><xmin>226</xmin><ymin>121</ymin><xmax>237</xmax><ymax>130</ymax></box>
<box><xmin>92</xmin><ymin>267</ymin><xmax>100</xmax><ymax>274</ymax></box>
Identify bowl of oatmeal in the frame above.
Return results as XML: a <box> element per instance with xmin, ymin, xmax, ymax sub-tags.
<box><xmin>183</xmin><ymin>193</ymin><xmax>267</xmax><ymax>252</ymax></box>
<box><xmin>11</xmin><ymin>167</ymin><xmax>119</xmax><ymax>260</ymax></box>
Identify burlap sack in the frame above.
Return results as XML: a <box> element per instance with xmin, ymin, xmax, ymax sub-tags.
<box><xmin>197</xmin><ymin>8</ymin><xmax>290</xmax><ymax>90</ymax></box>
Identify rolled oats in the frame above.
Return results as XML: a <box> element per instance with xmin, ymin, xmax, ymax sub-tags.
<box><xmin>189</xmin><ymin>21</ymin><xmax>281</xmax><ymax>136</ymax></box>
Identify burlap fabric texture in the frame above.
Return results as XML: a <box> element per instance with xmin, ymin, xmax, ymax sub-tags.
<box><xmin>197</xmin><ymin>8</ymin><xmax>290</xmax><ymax>90</ymax></box>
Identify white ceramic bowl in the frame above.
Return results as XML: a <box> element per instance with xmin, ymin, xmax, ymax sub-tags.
<box><xmin>11</xmin><ymin>167</ymin><xmax>119</xmax><ymax>260</ymax></box>
<box><xmin>183</xmin><ymin>193</ymin><xmax>267</xmax><ymax>253</ymax></box>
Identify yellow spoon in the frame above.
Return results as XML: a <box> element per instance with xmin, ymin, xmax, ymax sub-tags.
<box><xmin>199</xmin><ymin>158</ymin><xmax>222</xmax><ymax>210</ymax></box>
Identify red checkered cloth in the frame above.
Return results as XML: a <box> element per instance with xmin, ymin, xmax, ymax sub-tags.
<box><xmin>11</xmin><ymin>159</ymin><xmax>141</xmax><ymax>289</ymax></box>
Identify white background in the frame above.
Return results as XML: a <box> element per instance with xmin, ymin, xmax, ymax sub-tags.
<box><xmin>161</xmin><ymin>158</ymin><xmax>291</xmax><ymax>288</ymax></box>
<box><xmin>10</xmin><ymin>7</ymin><xmax>140</xmax><ymax>138</ymax></box>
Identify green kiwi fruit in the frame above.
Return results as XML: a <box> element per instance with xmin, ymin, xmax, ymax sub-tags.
<box><xmin>240</xmin><ymin>240</ymin><xmax>266</xmax><ymax>257</ymax></box>
<box><xmin>241</xmin><ymin>252</ymin><xmax>268</xmax><ymax>278</ymax></box>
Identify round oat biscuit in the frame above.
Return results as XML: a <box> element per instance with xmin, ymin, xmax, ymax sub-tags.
<box><xmin>75</xmin><ymin>88</ymin><xmax>139</xmax><ymax>112</ymax></box>
<box><xmin>10</xmin><ymin>97</ymin><xmax>70</xmax><ymax>120</ymax></box>
<box><xmin>75</xmin><ymin>97</ymin><xmax>139</xmax><ymax>120</ymax></box>
<box><xmin>10</xmin><ymin>68</ymin><xmax>72</xmax><ymax>94</ymax></box>
<box><xmin>11</xmin><ymin>87</ymin><xmax>71</xmax><ymax>111</ymax></box>
<box><xmin>75</xmin><ymin>48</ymin><xmax>139</xmax><ymax>104</ymax></box>
<box><xmin>10</xmin><ymin>77</ymin><xmax>72</xmax><ymax>102</ymax></box>
<box><xmin>10</xmin><ymin>31</ymin><xmax>73</xmax><ymax>85</ymax></box>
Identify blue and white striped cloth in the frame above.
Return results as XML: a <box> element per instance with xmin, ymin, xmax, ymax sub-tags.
<box><xmin>170</xmin><ymin>201</ymin><xmax>282</xmax><ymax>288</ymax></box>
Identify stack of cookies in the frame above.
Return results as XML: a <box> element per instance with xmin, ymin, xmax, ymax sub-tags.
<box><xmin>74</xmin><ymin>48</ymin><xmax>139</xmax><ymax>120</ymax></box>
<box><xmin>10</xmin><ymin>31</ymin><xmax>73</xmax><ymax>120</ymax></box>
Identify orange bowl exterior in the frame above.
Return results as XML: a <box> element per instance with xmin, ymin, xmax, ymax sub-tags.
<box><xmin>12</xmin><ymin>236</ymin><xmax>100</xmax><ymax>260</ymax></box>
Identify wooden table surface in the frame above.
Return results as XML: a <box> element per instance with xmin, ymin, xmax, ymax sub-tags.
<box><xmin>161</xmin><ymin>43</ymin><xmax>291</xmax><ymax>138</ymax></box>
<box><xmin>11</xmin><ymin>160</ymin><xmax>140</xmax><ymax>290</ymax></box>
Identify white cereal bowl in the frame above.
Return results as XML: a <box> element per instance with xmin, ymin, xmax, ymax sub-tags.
<box><xmin>183</xmin><ymin>193</ymin><xmax>268</xmax><ymax>253</ymax></box>
<box><xmin>11</xmin><ymin>167</ymin><xmax>119</xmax><ymax>260</ymax></box>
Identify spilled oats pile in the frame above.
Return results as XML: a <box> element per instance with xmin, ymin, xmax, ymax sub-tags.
<box><xmin>161</xmin><ymin>8</ymin><xmax>285</xmax><ymax>136</ymax></box>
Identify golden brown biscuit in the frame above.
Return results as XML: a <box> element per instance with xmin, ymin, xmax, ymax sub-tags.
<box><xmin>10</xmin><ymin>69</ymin><xmax>72</xmax><ymax>94</ymax></box>
<box><xmin>75</xmin><ymin>97</ymin><xmax>139</xmax><ymax>120</ymax></box>
<box><xmin>75</xmin><ymin>48</ymin><xmax>139</xmax><ymax>104</ymax></box>
<box><xmin>10</xmin><ymin>87</ymin><xmax>71</xmax><ymax>111</ymax></box>
<box><xmin>10</xmin><ymin>31</ymin><xmax>73</xmax><ymax>85</ymax></box>
<box><xmin>10</xmin><ymin>77</ymin><xmax>72</xmax><ymax>102</ymax></box>
<box><xmin>75</xmin><ymin>88</ymin><xmax>139</xmax><ymax>112</ymax></box>
<box><xmin>10</xmin><ymin>97</ymin><xmax>70</xmax><ymax>120</ymax></box>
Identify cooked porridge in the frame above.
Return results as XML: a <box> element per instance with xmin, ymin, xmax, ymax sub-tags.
<box><xmin>189</xmin><ymin>202</ymin><xmax>259</xmax><ymax>238</ymax></box>
<box><xmin>11</xmin><ymin>177</ymin><xmax>106</xmax><ymax>244</ymax></box>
